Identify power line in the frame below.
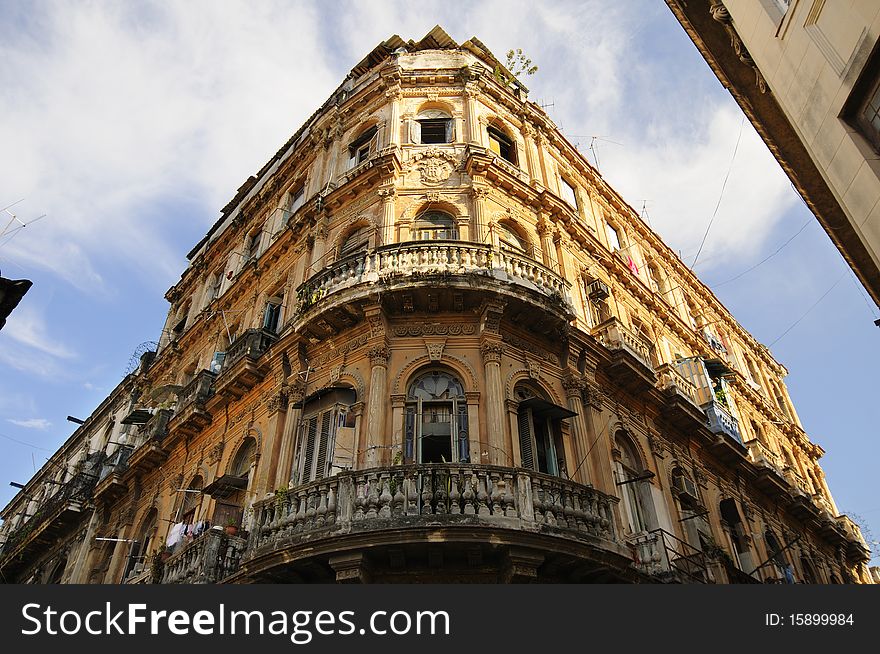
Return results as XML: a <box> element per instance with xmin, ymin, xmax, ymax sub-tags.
<box><xmin>713</xmin><ymin>218</ymin><xmax>813</xmax><ymax>288</ymax></box>
<box><xmin>690</xmin><ymin>115</ymin><xmax>746</xmax><ymax>271</ymax></box>
<box><xmin>768</xmin><ymin>268</ymin><xmax>847</xmax><ymax>347</ymax></box>
<box><xmin>0</xmin><ymin>431</ymin><xmax>54</xmax><ymax>452</ymax></box>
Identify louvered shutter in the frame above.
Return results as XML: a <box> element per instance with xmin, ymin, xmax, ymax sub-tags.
<box><xmin>518</xmin><ymin>409</ymin><xmax>535</xmax><ymax>470</ymax></box>
<box><xmin>303</xmin><ymin>416</ymin><xmax>317</xmax><ymax>482</ymax></box>
<box><xmin>315</xmin><ymin>411</ymin><xmax>331</xmax><ymax>481</ymax></box>
<box><xmin>444</xmin><ymin>119</ymin><xmax>453</xmax><ymax>143</ymax></box>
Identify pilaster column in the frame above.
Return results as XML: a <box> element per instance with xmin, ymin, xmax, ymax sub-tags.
<box><xmin>105</xmin><ymin>523</ymin><xmax>134</xmax><ymax>584</ymax></box>
<box><xmin>464</xmin><ymin>83</ymin><xmax>483</xmax><ymax>146</ymax></box>
<box><xmin>561</xmin><ymin>373</ymin><xmax>591</xmax><ymax>485</ymax></box>
<box><xmin>519</xmin><ymin>122</ymin><xmax>541</xmax><ymax>185</ymax></box>
<box><xmin>536</xmin><ymin>215</ymin><xmax>559</xmax><ymax>272</ymax></box>
<box><xmin>583</xmin><ymin>381</ymin><xmax>615</xmax><ymax>494</ymax></box>
<box><xmin>471</xmin><ymin>185</ymin><xmax>490</xmax><ymax>244</ymax></box>
<box><xmin>385</xmin><ymin>86</ymin><xmax>402</xmax><ymax>148</ymax></box>
<box><xmin>364</xmin><ymin>304</ymin><xmax>390</xmax><ymax>469</ymax></box>
<box><xmin>378</xmin><ymin>186</ymin><xmax>397</xmax><ymax>246</ymax></box>
<box><xmin>310</xmin><ymin>212</ymin><xmax>330</xmax><ymax>270</ymax></box>
<box><xmin>68</xmin><ymin>508</ymin><xmax>100</xmax><ymax>583</ymax></box>
<box><xmin>533</xmin><ymin>128</ymin><xmax>552</xmax><ymax>189</ymax></box>
<box><xmin>479</xmin><ymin>300</ymin><xmax>507</xmax><ymax>466</ymax></box>
<box><xmin>275</xmin><ymin>384</ymin><xmax>304</xmax><ymax>488</ymax></box>
<box><xmin>256</xmin><ymin>390</ymin><xmax>288</xmax><ymax>495</ymax></box>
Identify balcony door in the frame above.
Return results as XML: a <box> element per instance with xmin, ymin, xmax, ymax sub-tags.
<box><xmin>296</xmin><ymin>387</ymin><xmax>357</xmax><ymax>483</ymax></box>
<box><xmin>405</xmin><ymin>371</ymin><xmax>469</xmax><ymax>464</ymax></box>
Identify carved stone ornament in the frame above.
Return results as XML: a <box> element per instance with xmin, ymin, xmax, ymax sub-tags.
<box><xmin>480</xmin><ymin>342</ymin><xmax>504</xmax><ymax>364</ymax></box>
<box><xmin>392</xmin><ymin>323</ymin><xmax>475</xmax><ymax>337</ymax></box>
<box><xmin>408</xmin><ymin>148</ymin><xmax>460</xmax><ymax>186</ymax></box>
<box><xmin>206</xmin><ymin>441</ymin><xmax>225</xmax><ymax>466</ymax></box>
<box><xmin>526</xmin><ymin>359</ymin><xmax>541</xmax><ymax>380</ymax></box>
<box><xmin>330</xmin><ymin>365</ymin><xmax>343</xmax><ymax>384</ymax></box>
<box><xmin>368</xmin><ymin>345</ymin><xmax>390</xmax><ymax>367</ymax></box>
<box><xmin>425</xmin><ymin>340</ymin><xmax>446</xmax><ymax>362</ymax></box>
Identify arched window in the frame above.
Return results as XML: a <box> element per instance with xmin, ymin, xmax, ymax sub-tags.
<box><xmin>515</xmin><ymin>383</ymin><xmax>571</xmax><ymax>476</ymax></box>
<box><xmin>497</xmin><ymin>223</ymin><xmax>529</xmax><ymax>255</ymax></box>
<box><xmin>800</xmin><ymin>556</ymin><xmax>819</xmax><ymax>584</ymax></box>
<box><xmin>124</xmin><ymin>508</ymin><xmax>158</xmax><ymax>580</ymax></box>
<box><xmin>208</xmin><ymin>438</ymin><xmax>255</xmax><ymax>530</ymax></box>
<box><xmin>719</xmin><ymin>498</ymin><xmax>754</xmax><ymax>570</ymax></box>
<box><xmin>413</xmin><ymin>211</ymin><xmax>458</xmax><ymax>241</ymax></box>
<box><xmin>339</xmin><ymin>225</ymin><xmax>372</xmax><ymax>258</ymax></box>
<box><xmin>614</xmin><ymin>434</ymin><xmax>654</xmax><ymax>535</ymax></box>
<box><xmin>296</xmin><ymin>387</ymin><xmax>357</xmax><ymax>483</ymax></box>
<box><xmin>348</xmin><ymin>125</ymin><xmax>378</xmax><ymax>168</ymax></box>
<box><xmin>487</xmin><ymin>124</ymin><xmax>516</xmax><ymax>163</ymax></box>
<box><xmin>178</xmin><ymin>475</ymin><xmax>203</xmax><ymax>525</ymax></box>
<box><xmin>404</xmin><ymin>371</ymin><xmax>469</xmax><ymax>464</ymax></box>
<box><xmin>764</xmin><ymin>529</ymin><xmax>794</xmax><ymax>583</ymax></box>
<box><xmin>416</xmin><ymin>109</ymin><xmax>453</xmax><ymax>144</ymax></box>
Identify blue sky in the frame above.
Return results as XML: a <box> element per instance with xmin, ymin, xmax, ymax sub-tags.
<box><xmin>1</xmin><ymin>1</ymin><xmax>877</xmax><ymax>560</ymax></box>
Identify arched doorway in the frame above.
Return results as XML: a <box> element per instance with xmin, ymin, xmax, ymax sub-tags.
<box><xmin>207</xmin><ymin>439</ymin><xmax>254</xmax><ymax>531</ymax></box>
<box><xmin>614</xmin><ymin>434</ymin><xmax>656</xmax><ymax>535</ymax></box>
<box><xmin>124</xmin><ymin>508</ymin><xmax>157</xmax><ymax>580</ymax></box>
<box><xmin>404</xmin><ymin>370</ymin><xmax>469</xmax><ymax>464</ymax></box>
<box><xmin>295</xmin><ymin>387</ymin><xmax>358</xmax><ymax>483</ymax></box>
<box><xmin>514</xmin><ymin>382</ymin><xmax>571</xmax><ymax>476</ymax></box>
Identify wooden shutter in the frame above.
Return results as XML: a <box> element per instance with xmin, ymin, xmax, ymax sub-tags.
<box><xmin>518</xmin><ymin>409</ymin><xmax>535</xmax><ymax>470</ymax></box>
<box><xmin>303</xmin><ymin>416</ymin><xmax>317</xmax><ymax>482</ymax></box>
<box><xmin>444</xmin><ymin>118</ymin><xmax>453</xmax><ymax>143</ymax></box>
<box><xmin>315</xmin><ymin>411</ymin><xmax>332</xmax><ymax>481</ymax></box>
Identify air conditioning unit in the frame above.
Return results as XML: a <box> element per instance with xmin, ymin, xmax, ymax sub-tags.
<box><xmin>673</xmin><ymin>473</ymin><xmax>699</xmax><ymax>502</ymax></box>
<box><xmin>587</xmin><ymin>280</ymin><xmax>610</xmax><ymax>300</ymax></box>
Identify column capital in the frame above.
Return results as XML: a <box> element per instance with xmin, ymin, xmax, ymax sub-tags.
<box><xmin>480</xmin><ymin>341</ymin><xmax>504</xmax><ymax>364</ymax></box>
<box><xmin>368</xmin><ymin>344</ymin><xmax>391</xmax><ymax>367</ymax></box>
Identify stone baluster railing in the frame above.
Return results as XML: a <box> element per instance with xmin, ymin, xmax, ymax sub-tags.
<box><xmin>248</xmin><ymin>464</ymin><xmax>619</xmax><ymax>560</ymax></box>
<box><xmin>655</xmin><ymin>363</ymin><xmax>699</xmax><ymax>406</ymax></box>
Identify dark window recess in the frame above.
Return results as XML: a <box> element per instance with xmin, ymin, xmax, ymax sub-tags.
<box><xmin>488</xmin><ymin>126</ymin><xmax>516</xmax><ymax>163</ymax></box>
<box><xmin>348</xmin><ymin>126</ymin><xmax>378</xmax><ymax>166</ymax></box>
<box><xmin>842</xmin><ymin>39</ymin><xmax>880</xmax><ymax>152</ymax></box>
<box><xmin>419</xmin><ymin>118</ymin><xmax>451</xmax><ymax>144</ymax></box>
<box><xmin>172</xmin><ymin>316</ymin><xmax>187</xmax><ymax>335</ymax></box>
<box><xmin>263</xmin><ymin>299</ymin><xmax>282</xmax><ymax>333</ymax></box>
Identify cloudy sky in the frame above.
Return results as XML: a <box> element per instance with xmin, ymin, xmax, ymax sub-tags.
<box><xmin>1</xmin><ymin>1</ymin><xmax>878</xmax><ymax>560</ymax></box>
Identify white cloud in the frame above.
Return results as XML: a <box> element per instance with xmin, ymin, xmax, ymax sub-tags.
<box><xmin>1</xmin><ymin>305</ymin><xmax>75</xmax><ymax>359</ymax></box>
<box><xmin>6</xmin><ymin>418</ymin><xmax>51</xmax><ymax>430</ymax></box>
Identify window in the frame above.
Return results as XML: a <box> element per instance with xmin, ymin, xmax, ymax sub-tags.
<box><xmin>487</xmin><ymin>125</ymin><xmax>516</xmax><ymax>163</ymax></box>
<box><xmin>288</xmin><ymin>185</ymin><xmax>305</xmax><ymax>214</ymax></box>
<box><xmin>244</xmin><ymin>230</ymin><xmax>261</xmax><ymax>262</ymax></box>
<box><xmin>296</xmin><ymin>388</ymin><xmax>357</xmax><ymax>482</ymax></box>
<box><xmin>497</xmin><ymin>223</ymin><xmax>528</xmax><ymax>254</ymax></box>
<box><xmin>719</xmin><ymin>498</ymin><xmax>753</xmax><ymax>571</ymax></box>
<box><xmin>348</xmin><ymin>126</ymin><xmax>378</xmax><ymax>168</ymax></box>
<box><xmin>515</xmin><ymin>383</ymin><xmax>572</xmax><ymax>476</ymax></box>
<box><xmin>413</xmin><ymin>211</ymin><xmax>457</xmax><ymax>241</ymax></box>
<box><xmin>843</xmin><ymin>40</ymin><xmax>880</xmax><ymax>152</ymax></box>
<box><xmin>614</xmin><ymin>434</ymin><xmax>654</xmax><ymax>534</ymax></box>
<box><xmin>176</xmin><ymin>475</ymin><xmax>203</xmax><ymax>525</ymax></box>
<box><xmin>560</xmin><ymin>177</ymin><xmax>578</xmax><ymax>209</ymax></box>
<box><xmin>404</xmin><ymin>371</ymin><xmax>469</xmax><ymax>464</ymax></box>
<box><xmin>605</xmin><ymin>222</ymin><xmax>621</xmax><ymax>251</ymax></box>
<box><xmin>263</xmin><ymin>294</ymin><xmax>283</xmax><ymax>333</ymax></box>
<box><xmin>339</xmin><ymin>226</ymin><xmax>371</xmax><ymax>258</ymax></box>
<box><xmin>416</xmin><ymin>110</ymin><xmax>453</xmax><ymax>144</ymax></box>
<box><xmin>208</xmin><ymin>272</ymin><xmax>222</xmax><ymax>303</ymax></box>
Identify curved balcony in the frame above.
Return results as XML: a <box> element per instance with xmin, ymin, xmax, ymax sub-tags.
<box><xmin>233</xmin><ymin>463</ymin><xmax>635</xmax><ymax>583</ymax></box>
<box><xmin>294</xmin><ymin>242</ymin><xmax>574</xmax><ymax>339</ymax></box>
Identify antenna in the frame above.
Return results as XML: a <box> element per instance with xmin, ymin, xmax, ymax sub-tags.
<box><xmin>640</xmin><ymin>201</ymin><xmax>653</xmax><ymax>228</ymax></box>
<box><xmin>0</xmin><ymin>199</ymin><xmax>46</xmax><ymax>251</ymax></box>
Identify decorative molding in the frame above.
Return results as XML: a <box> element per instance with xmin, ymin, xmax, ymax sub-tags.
<box><xmin>424</xmin><ymin>340</ymin><xmax>446</xmax><ymax>361</ymax></box>
<box><xmin>391</xmin><ymin>323</ymin><xmax>475</xmax><ymax>337</ymax></box>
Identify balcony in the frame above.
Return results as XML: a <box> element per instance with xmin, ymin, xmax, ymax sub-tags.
<box><xmin>126</xmin><ymin>409</ymin><xmax>173</xmax><ymax>474</ymax></box>
<box><xmin>167</xmin><ymin>370</ymin><xmax>215</xmax><ymax>442</ymax></box>
<box><xmin>160</xmin><ymin>528</ymin><xmax>248</xmax><ymax>584</ymax></box>
<box><xmin>237</xmin><ymin>463</ymin><xmax>633</xmax><ymax>583</ymax></box>
<box><xmin>294</xmin><ymin>241</ymin><xmax>574</xmax><ymax>340</ymax></box>
<box><xmin>592</xmin><ymin>317</ymin><xmax>656</xmax><ymax>392</ymax></box>
<box><xmin>94</xmin><ymin>446</ymin><xmax>132</xmax><ymax>503</ymax></box>
<box><xmin>654</xmin><ymin>363</ymin><xmax>707</xmax><ymax>430</ymax></box>
<box><xmin>745</xmin><ymin>440</ymin><xmax>789</xmax><ymax>497</ymax></box>
<box><xmin>209</xmin><ymin>329</ymin><xmax>276</xmax><ymax>405</ymax></box>
<box><xmin>629</xmin><ymin>528</ymin><xmax>711</xmax><ymax>583</ymax></box>
<box><xmin>836</xmin><ymin>515</ymin><xmax>872</xmax><ymax>563</ymax></box>
<box><xmin>0</xmin><ymin>472</ymin><xmax>97</xmax><ymax>575</ymax></box>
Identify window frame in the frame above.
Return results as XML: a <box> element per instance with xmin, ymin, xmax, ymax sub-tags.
<box><xmin>487</xmin><ymin>125</ymin><xmax>516</xmax><ymax>164</ymax></box>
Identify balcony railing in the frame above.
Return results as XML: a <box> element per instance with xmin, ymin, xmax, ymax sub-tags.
<box><xmin>176</xmin><ymin>369</ymin><xmax>215</xmax><ymax>410</ymax></box>
<box><xmin>160</xmin><ymin>529</ymin><xmax>248</xmax><ymax>584</ymax></box>
<box><xmin>221</xmin><ymin>328</ymin><xmax>276</xmax><ymax>374</ymax></box>
<box><xmin>250</xmin><ymin>463</ymin><xmax>617</xmax><ymax>559</ymax></box>
<box><xmin>592</xmin><ymin>317</ymin><xmax>654</xmax><ymax>370</ymax></box>
<box><xmin>629</xmin><ymin>528</ymin><xmax>710</xmax><ymax>583</ymax></box>
<box><xmin>295</xmin><ymin>241</ymin><xmax>572</xmax><ymax>319</ymax></box>
<box><xmin>704</xmin><ymin>399</ymin><xmax>741</xmax><ymax>444</ymax></box>
<box><xmin>746</xmin><ymin>439</ymin><xmax>781</xmax><ymax>471</ymax></box>
<box><xmin>98</xmin><ymin>446</ymin><xmax>134</xmax><ymax>482</ymax></box>
<box><xmin>655</xmin><ymin>363</ymin><xmax>700</xmax><ymax>406</ymax></box>
<box><xmin>0</xmin><ymin>472</ymin><xmax>97</xmax><ymax>563</ymax></box>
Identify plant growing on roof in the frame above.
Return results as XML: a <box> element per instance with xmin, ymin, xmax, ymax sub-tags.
<box><xmin>494</xmin><ymin>49</ymin><xmax>538</xmax><ymax>87</ymax></box>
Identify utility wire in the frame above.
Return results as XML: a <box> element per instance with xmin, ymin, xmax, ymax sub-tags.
<box><xmin>690</xmin><ymin>116</ymin><xmax>746</xmax><ymax>271</ymax></box>
<box><xmin>0</xmin><ymin>431</ymin><xmax>54</xmax><ymax>452</ymax></box>
<box><xmin>768</xmin><ymin>269</ymin><xmax>847</xmax><ymax>347</ymax></box>
<box><xmin>713</xmin><ymin>218</ymin><xmax>813</xmax><ymax>288</ymax></box>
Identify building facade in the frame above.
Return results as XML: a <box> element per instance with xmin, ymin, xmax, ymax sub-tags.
<box><xmin>666</xmin><ymin>0</ymin><xmax>880</xmax><ymax>308</ymax></box>
<box><xmin>0</xmin><ymin>27</ymin><xmax>871</xmax><ymax>584</ymax></box>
